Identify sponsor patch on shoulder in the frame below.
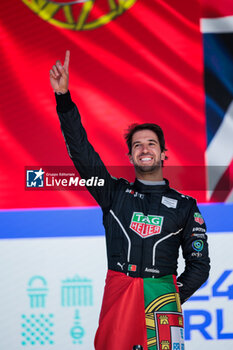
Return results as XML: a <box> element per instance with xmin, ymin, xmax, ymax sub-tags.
<box><xmin>194</xmin><ymin>212</ymin><xmax>204</xmax><ymax>225</ymax></box>
<box><xmin>162</xmin><ymin>196</ymin><xmax>178</xmax><ymax>209</ymax></box>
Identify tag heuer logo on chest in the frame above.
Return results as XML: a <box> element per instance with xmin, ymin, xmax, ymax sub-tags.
<box><xmin>130</xmin><ymin>212</ymin><xmax>164</xmax><ymax>238</ymax></box>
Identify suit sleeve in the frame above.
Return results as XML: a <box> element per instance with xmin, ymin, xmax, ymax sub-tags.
<box><xmin>177</xmin><ymin>200</ymin><xmax>210</xmax><ymax>304</ymax></box>
<box><xmin>55</xmin><ymin>91</ymin><xmax>116</xmax><ymax>210</ymax></box>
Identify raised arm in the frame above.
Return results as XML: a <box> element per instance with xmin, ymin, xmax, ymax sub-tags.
<box><xmin>50</xmin><ymin>51</ymin><xmax>116</xmax><ymax>210</ymax></box>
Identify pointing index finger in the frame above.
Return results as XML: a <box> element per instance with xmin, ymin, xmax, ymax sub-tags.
<box><xmin>63</xmin><ymin>50</ymin><xmax>70</xmax><ymax>73</ymax></box>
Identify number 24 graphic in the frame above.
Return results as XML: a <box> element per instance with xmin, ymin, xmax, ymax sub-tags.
<box><xmin>190</xmin><ymin>270</ymin><xmax>233</xmax><ymax>301</ymax></box>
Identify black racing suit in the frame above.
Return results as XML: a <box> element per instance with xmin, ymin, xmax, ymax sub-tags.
<box><xmin>56</xmin><ymin>91</ymin><xmax>210</xmax><ymax>304</ymax></box>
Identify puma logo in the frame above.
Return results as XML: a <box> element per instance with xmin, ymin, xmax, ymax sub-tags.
<box><xmin>117</xmin><ymin>262</ymin><xmax>125</xmax><ymax>270</ymax></box>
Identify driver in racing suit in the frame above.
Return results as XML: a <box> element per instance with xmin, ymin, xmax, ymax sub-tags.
<box><xmin>50</xmin><ymin>51</ymin><xmax>210</xmax><ymax>350</ymax></box>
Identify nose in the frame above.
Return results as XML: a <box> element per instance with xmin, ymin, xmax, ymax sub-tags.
<box><xmin>141</xmin><ymin>145</ymin><xmax>149</xmax><ymax>153</ymax></box>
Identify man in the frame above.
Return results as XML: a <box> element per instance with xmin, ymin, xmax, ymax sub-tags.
<box><xmin>50</xmin><ymin>51</ymin><xmax>210</xmax><ymax>350</ymax></box>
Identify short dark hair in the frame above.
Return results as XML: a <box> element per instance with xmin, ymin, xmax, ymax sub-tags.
<box><xmin>124</xmin><ymin>123</ymin><xmax>168</xmax><ymax>159</ymax></box>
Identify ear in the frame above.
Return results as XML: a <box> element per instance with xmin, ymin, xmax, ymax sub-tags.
<box><xmin>129</xmin><ymin>155</ymin><xmax>133</xmax><ymax>164</ymax></box>
<box><xmin>161</xmin><ymin>152</ymin><xmax>166</xmax><ymax>161</ymax></box>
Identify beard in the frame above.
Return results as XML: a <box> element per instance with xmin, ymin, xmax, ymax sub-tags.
<box><xmin>134</xmin><ymin>160</ymin><xmax>162</xmax><ymax>173</ymax></box>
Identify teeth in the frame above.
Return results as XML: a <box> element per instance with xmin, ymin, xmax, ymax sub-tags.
<box><xmin>141</xmin><ymin>158</ymin><xmax>152</xmax><ymax>161</ymax></box>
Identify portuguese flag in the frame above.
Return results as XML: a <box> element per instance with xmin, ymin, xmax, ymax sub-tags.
<box><xmin>94</xmin><ymin>270</ymin><xmax>184</xmax><ymax>350</ymax></box>
<box><xmin>0</xmin><ymin>0</ymin><xmax>210</xmax><ymax>209</ymax></box>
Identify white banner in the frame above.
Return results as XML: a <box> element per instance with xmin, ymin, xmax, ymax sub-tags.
<box><xmin>0</xmin><ymin>232</ymin><xmax>233</xmax><ymax>349</ymax></box>
<box><xmin>0</xmin><ymin>236</ymin><xmax>107</xmax><ymax>350</ymax></box>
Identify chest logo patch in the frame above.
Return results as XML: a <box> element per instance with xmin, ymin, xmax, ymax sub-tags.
<box><xmin>130</xmin><ymin>212</ymin><xmax>164</xmax><ymax>238</ymax></box>
<box><xmin>161</xmin><ymin>196</ymin><xmax>178</xmax><ymax>209</ymax></box>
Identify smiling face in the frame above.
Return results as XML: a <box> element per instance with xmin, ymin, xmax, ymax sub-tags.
<box><xmin>129</xmin><ymin>129</ymin><xmax>165</xmax><ymax>179</ymax></box>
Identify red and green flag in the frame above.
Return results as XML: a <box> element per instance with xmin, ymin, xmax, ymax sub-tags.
<box><xmin>95</xmin><ymin>270</ymin><xmax>183</xmax><ymax>350</ymax></box>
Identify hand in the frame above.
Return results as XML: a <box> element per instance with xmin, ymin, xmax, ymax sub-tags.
<box><xmin>50</xmin><ymin>50</ymin><xmax>70</xmax><ymax>94</ymax></box>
